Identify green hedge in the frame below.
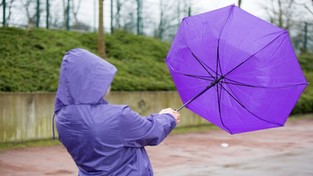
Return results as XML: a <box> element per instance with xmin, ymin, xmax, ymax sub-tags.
<box><xmin>0</xmin><ymin>27</ymin><xmax>312</xmax><ymax>114</ymax></box>
<box><xmin>292</xmin><ymin>71</ymin><xmax>313</xmax><ymax>114</ymax></box>
<box><xmin>293</xmin><ymin>94</ymin><xmax>313</xmax><ymax>114</ymax></box>
<box><xmin>0</xmin><ymin>27</ymin><xmax>174</xmax><ymax>92</ymax></box>
<box><xmin>298</xmin><ymin>52</ymin><xmax>313</xmax><ymax>72</ymax></box>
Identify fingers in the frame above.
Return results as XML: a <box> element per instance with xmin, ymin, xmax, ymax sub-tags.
<box><xmin>159</xmin><ymin>108</ymin><xmax>181</xmax><ymax>124</ymax></box>
<box><xmin>173</xmin><ymin>111</ymin><xmax>181</xmax><ymax>124</ymax></box>
<box><xmin>159</xmin><ymin>108</ymin><xmax>174</xmax><ymax>114</ymax></box>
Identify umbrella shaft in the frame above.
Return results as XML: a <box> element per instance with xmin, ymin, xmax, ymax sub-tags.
<box><xmin>176</xmin><ymin>76</ymin><xmax>224</xmax><ymax>112</ymax></box>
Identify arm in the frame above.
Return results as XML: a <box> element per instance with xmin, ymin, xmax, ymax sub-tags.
<box><xmin>119</xmin><ymin>106</ymin><xmax>179</xmax><ymax>147</ymax></box>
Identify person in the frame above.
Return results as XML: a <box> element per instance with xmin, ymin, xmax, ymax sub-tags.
<box><xmin>54</xmin><ymin>48</ymin><xmax>180</xmax><ymax>176</ymax></box>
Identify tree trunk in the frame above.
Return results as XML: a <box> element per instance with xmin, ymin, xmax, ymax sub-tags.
<box><xmin>98</xmin><ymin>0</ymin><xmax>107</xmax><ymax>59</ymax></box>
<box><xmin>136</xmin><ymin>0</ymin><xmax>143</xmax><ymax>35</ymax></box>
<box><xmin>238</xmin><ymin>0</ymin><xmax>242</xmax><ymax>8</ymax></box>
<box><xmin>115</xmin><ymin>0</ymin><xmax>121</xmax><ymax>29</ymax></box>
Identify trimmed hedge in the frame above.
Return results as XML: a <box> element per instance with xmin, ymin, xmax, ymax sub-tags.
<box><xmin>0</xmin><ymin>27</ymin><xmax>174</xmax><ymax>92</ymax></box>
<box><xmin>0</xmin><ymin>27</ymin><xmax>312</xmax><ymax>114</ymax></box>
<box><xmin>292</xmin><ymin>71</ymin><xmax>313</xmax><ymax>114</ymax></box>
<box><xmin>293</xmin><ymin>94</ymin><xmax>313</xmax><ymax>114</ymax></box>
<box><xmin>298</xmin><ymin>52</ymin><xmax>313</xmax><ymax>72</ymax></box>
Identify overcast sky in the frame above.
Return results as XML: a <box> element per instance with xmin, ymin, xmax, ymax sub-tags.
<box><xmin>100</xmin><ymin>0</ymin><xmax>267</xmax><ymax>30</ymax></box>
<box><xmin>1</xmin><ymin>0</ymin><xmax>312</xmax><ymax>32</ymax></box>
<box><xmin>90</xmin><ymin>0</ymin><xmax>312</xmax><ymax>31</ymax></box>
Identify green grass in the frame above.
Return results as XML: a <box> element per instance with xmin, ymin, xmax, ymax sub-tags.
<box><xmin>0</xmin><ymin>125</ymin><xmax>217</xmax><ymax>151</ymax></box>
<box><xmin>171</xmin><ymin>123</ymin><xmax>219</xmax><ymax>135</ymax></box>
<box><xmin>0</xmin><ymin>125</ymin><xmax>218</xmax><ymax>151</ymax></box>
<box><xmin>289</xmin><ymin>113</ymin><xmax>313</xmax><ymax>120</ymax></box>
<box><xmin>0</xmin><ymin>138</ymin><xmax>61</xmax><ymax>151</ymax></box>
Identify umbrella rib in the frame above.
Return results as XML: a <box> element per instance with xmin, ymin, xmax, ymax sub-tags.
<box><xmin>222</xmin><ymin>77</ymin><xmax>308</xmax><ymax>89</ymax></box>
<box><xmin>216</xmin><ymin>82</ymin><xmax>233</xmax><ymax>134</ymax></box>
<box><xmin>190</xmin><ymin>51</ymin><xmax>217</xmax><ymax>79</ymax></box>
<box><xmin>218</xmin><ymin>82</ymin><xmax>283</xmax><ymax>126</ymax></box>
<box><xmin>223</xmin><ymin>31</ymin><xmax>287</xmax><ymax>77</ymax></box>
<box><xmin>216</xmin><ymin>44</ymin><xmax>219</xmax><ymax>79</ymax></box>
<box><xmin>223</xmin><ymin>77</ymin><xmax>264</xmax><ymax>88</ymax></box>
<box><xmin>216</xmin><ymin>5</ymin><xmax>235</xmax><ymax>78</ymax></box>
<box><xmin>187</xmin><ymin>6</ymin><xmax>236</xmax><ymax>81</ymax></box>
<box><xmin>175</xmin><ymin>72</ymin><xmax>215</xmax><ymax>81</ymax></box>
<box><xmin>216</xmin><ymin>41</ymin><xmax>224</xmax><ymax>79</ymax></box>
<box><xmin>176</xmin><ymin>76</ymin><xmax>224</xmax><ymax>111</ymax></box>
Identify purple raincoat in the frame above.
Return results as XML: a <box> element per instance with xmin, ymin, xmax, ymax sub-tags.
<box><xmin>54</xmin><ymin>48</ymin><xmax>176</xmax><ymax>176</ymax></box>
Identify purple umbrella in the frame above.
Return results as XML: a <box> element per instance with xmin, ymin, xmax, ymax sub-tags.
<box><xmin>166</xmin><ymin>5</ymin><xmax>308</xmax><ymax>134</ymax></box>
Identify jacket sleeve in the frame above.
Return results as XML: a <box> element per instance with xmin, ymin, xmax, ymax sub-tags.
<box><xmin>118</xmin><ymin>106</ymin><xmax>177</xmax><ymax>147</ymax></box>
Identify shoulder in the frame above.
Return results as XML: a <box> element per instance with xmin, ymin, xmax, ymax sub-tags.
<box><xmin>96</xmin><ymin>104</ymin><xmax>127</xmax><ymax>112</ymax></box>
<box><xmin>96</xmin><ymin>104</ymin><xmax>137</xmax><ymax>117</ymax></box>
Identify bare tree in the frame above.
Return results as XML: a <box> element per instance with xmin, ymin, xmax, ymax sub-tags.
<box><xmin>263</xmin><ymin>0</ymin><xmax>313</xmax><ymax>52</ymax></box>
<box><xmin>124</xmin><ymin>12</ymin><xmax>137</xmax><ymax>33</ymax></box>
<box><xmin>22</xmin><ymin>0</ymin><xmax>37</xmax><ymax>27</ymax></box>
<box><xmin>69</xmin><ymin>0</ymin><xmax>90</xmax><ymax>31</ymax></box>
<box><xmin>294</xmin><ymin>0</ymin><xmax>313</xmax><ymax>16</ymax></box>
<box><xmin>62</xmin><ymin>0</ymin><xmax>71</xmax><ymax>29</ymax></box>
<box><xmin>238</xmin><ymin>0</ymin><xmax>242</xmax><ymax>8</ymax></box>
<box><xmin>263</xmin><ymin>0</ymin><xmax>297</xmax><ymax>30</ymax></box>
<box><xmin>115</xmin><ymin>0</ymin><xmax>122</xmax><ymax>29</ymax></box>
<box><xmin>49</xmin><ymin>1</ymin><xmax>64</xmax><ymax>29</ymax></box>
<box><xmin>71</xmin><ymin>0</ymin><xmax>82</xmax><ymax>23</ymax></box>
<box><xmin>157</xmin><ymin>0</ymin><xmax>166</xmax><ymax>39</ymax></box>
<box><xmin>293</xmin><ymin>0</ymin><xmax>313</xmax><ymax>52</ymax></box>
<box><xmin>120</xmin><ymin>1</ymin><xmax>137</xmax><ymax>33</ymax></box>
<box><xmin>136</xmin><ymin>0</ymin><xmax>143</xmax><ymax>35</ymax></box>
<box><xmin>156</xmin><ymin>0</ymin><xmax>189</xmax><ymax>40</ymax></box>
<box><xmin>98</xmin><ymin>0</ymin><xmax>107</xmax><ymax>58</ymax></box>
<box><xmin>2</xmin><ymin>0</ymin><xmax>16</xmax><ymax>25</ymax></box>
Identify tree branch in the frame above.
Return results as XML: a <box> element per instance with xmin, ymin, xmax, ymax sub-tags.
<box><xmin>294</xmin><ymin>0</ymin><xmax>313</xmax><ymax>16</ymax></box>
<box><xmin>304</xmin><ymin>4</ymin><xmax>313</xmax><ymax>15</ymax></box>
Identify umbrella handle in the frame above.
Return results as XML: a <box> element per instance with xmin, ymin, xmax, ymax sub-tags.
<box><xmin>176</xmin><ymin>87</ymin><xmax>209</xmax><ymax>112</ymax></box>
<box><xmin>176</xmin><ymin>104</ymin><xmax>187</xmax><ymax>112</ymax></box>
<box><xmin>176</xmin><ymin>76</ymin><xmax>224</xmax><ymax>112</ymax></box>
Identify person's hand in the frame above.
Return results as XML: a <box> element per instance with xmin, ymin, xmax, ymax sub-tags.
<box><xmin>159</xmin><ymin>108</ymin><xmax>181</xmax><ymax>124</ymax></box>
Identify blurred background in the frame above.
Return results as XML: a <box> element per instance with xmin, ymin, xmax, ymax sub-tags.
<box><xmin>1</xmin><ymin>0</ymin><xmax>313</xmax><ymax>51</ymax></box>
<box><xmin>1</xmin><ymin>1</ymin><xmax>313</xmax><ymax>175</ymax></box>
<box><xmin>0</xmin><ymin>0</ymin><xmax>312</xmax><ymax>143</ymax></box>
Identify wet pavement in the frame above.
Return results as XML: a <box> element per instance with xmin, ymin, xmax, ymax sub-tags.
<box><xmin>155</xmin><ymin>147</ymin><xmax>313</xmax><ymax>176</ymax></box>
<box><xmin>0</xmin><ymin>117</ymin><xmax>313</xmax><ymax>176</ymax></box>
<box><xmin>149</xmin><ymin>117</ymin><xmax>313</xmax><ymax>176</ymax></box>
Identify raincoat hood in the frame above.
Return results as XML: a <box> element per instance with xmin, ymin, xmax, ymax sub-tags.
<box><xmin>54</xmin><ymin>48</ymin><xmax>117</xmax><ymax>112</ymax></box>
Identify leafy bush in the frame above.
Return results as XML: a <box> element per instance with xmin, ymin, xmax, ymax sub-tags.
<box><xmin>0</xmin><ymin>27</ymin><xmax>312</xmax><ymax>115</ymax></box>
<box><xmin>292</xmin><ymin>94</ymin><xmax>313</xmax><ymax>114</ymax></box>
<box><xmin>0</xmin><ymin>27</ymin><xmax>173</xmax><ymax>92</ymax></box>
<box><xmin>292</xmin><ymin>71</ymin><xmax>313</xmax><ymax>114</ymax></box>
<box><xmin>298</xmin><ymin>53</ymin><xmax>313</xmax><ymax>72</ymax></box>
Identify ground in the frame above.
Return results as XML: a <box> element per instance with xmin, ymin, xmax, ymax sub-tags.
<box><xmin>0</xmin><ymin>117</ymin><xmax>313</xmax><ymax>176</ymax></box>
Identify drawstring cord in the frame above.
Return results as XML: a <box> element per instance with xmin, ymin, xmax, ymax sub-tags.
<box><xmin>52</xmin><ymin>113</ymin><xmax>56</xmax><ymax>140</ymax></box>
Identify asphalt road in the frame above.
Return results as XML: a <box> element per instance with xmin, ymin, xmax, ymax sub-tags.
<box><xmin>0</xmin><ymin>117</ymin><xmax>312</xmax><ymax>176</ymax></box>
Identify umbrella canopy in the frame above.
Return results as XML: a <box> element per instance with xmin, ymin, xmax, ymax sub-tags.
<box><xmin>166</xmin><ymin>5</ymin><xmax>308</xmax><ymax>134</ymax></box>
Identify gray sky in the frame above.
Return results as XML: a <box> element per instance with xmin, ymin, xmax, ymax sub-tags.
<box><xmin>86</xmin><ymin>0</ymin><xmax>312</xmax><ymax>31</ymax></box>
<box><xmin>2</xmin><ymin>0</ymin><xmax>312</xmax><ymax>32</ymax></box>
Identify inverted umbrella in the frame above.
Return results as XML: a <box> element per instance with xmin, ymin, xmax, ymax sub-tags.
<box><xmin>166</xmin><ymin>5</ymin><xmax>308</xmax><ymax>134</ymax></box>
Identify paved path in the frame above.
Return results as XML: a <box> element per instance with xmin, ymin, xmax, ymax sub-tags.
<box><xmin>154</xmin><ymin>147</ymin><xmax>313</xmax><ymax>176</ymax></box>
<box><xmin>1</xmin><ymin>117</ymin><xmax>313</xmax><ymax>176</ymax></box>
